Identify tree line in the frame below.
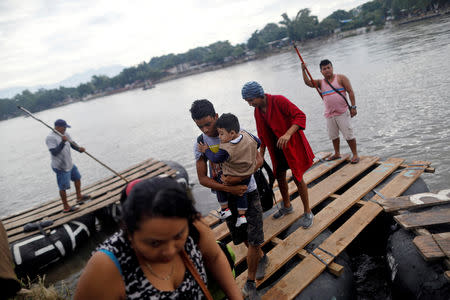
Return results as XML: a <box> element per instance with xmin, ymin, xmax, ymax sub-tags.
<box><xmin>1</xmin><ymin>0</ymin><xmax>447</xmax><ymax>120</ymax></box>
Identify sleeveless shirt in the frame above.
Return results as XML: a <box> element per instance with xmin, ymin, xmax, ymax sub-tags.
<box><xmin>97</xmin><ymin>230</ymin><xmax>207</xmax><ymax>299</ymax></box>
<box><xmin>320</xmin><ymin>75</ymin><xmax>348</xmax><ymax>118</ymax></box>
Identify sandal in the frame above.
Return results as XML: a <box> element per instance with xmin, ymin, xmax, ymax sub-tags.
<box><xmin>325</xmin><ymin>154</ymin><xmax>342</xmax><ymax>161</ymax></box>
<box><xmin>77</xmin><ymin>194</ymin><xmax>91</xmax><ymax>204</ymax></box>
<box><xmin>350</xmin><ymin>157</ymin><xmax>360</xmax><ymax>164</ymax></box>
<box><xmin>63</xmin><ymin>206</ymin><xmax>78</xmax><ymax>213</ymax></box>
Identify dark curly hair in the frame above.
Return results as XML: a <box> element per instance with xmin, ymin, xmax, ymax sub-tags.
<box><xmin>190</xmin><ymin>99</ymin><xmax>216</xmax><ymax>120</ymax></box>
<box><xmin>216</xmin><ymin>113</ymin><xmax>240</xmax><ymax>133</ymax></box>
<box><xmin>121</xmin><ymin>177</ymin><xmax>200</xmax><ymax>235</ymax></box>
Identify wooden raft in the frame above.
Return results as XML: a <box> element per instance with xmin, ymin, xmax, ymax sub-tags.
<box><xmin>2</xmin><ymin>158</ymin><xmax>177</xmax><ymax>244</ymax></box>
<box><xmin>202</xmin><ymin>156</ymin><xmax>433</xmax><ymax>299</ymax></box>
<box><xmin>376</xmin><ymin>188</ymin><xmax>450</xmax><ymax>282</ymax></box>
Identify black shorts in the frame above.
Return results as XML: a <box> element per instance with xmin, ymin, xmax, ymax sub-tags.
<box><xmin>274</xmin><ymin>146</ymin><xmax>289</xmax><ymax>173</ymax></box>
<box><xmin>225</xmin><ymin>190</ymin><xmax>264</xmax><ymax>246</ymax></box>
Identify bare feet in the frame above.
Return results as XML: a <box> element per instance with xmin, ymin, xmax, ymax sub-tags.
<box><xmin>325</xmin><ymin>154</ymin><xmax>342</xmax><ymax>161</ymax></box>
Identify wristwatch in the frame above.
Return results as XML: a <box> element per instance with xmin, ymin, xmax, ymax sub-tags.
<box><xmin>351</xmin><ymin>105</ymin><xmax>357</xmax><ymax>109</ymax></box>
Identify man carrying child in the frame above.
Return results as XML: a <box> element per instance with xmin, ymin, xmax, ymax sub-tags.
<box><xmin>198</xmin><ymin>113</ymin><xmax>261</xmax><ymax>228</ymax></box>
<box><xmin>190</xmin><ymin>99</ymin><xmax>267</xmax><ymax>299</ymax></box>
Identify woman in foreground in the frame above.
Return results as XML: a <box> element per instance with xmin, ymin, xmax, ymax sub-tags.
<box><xmin>75</xmin><ymin>177</ymin><xmax>242</xmax><ymax>299</ymax></box>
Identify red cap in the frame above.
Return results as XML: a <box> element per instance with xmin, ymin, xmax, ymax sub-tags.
<box><xmin>126</xmin><ymin>179</ymin><xmax>142</xmax><ymax>196</ymax></box>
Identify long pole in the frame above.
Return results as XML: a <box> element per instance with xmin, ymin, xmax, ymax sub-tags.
<box><xmin>18</xmin><ymin>106</ymin><xmax>129</xmax><ymax>183</ymax></box>
<box><xmin>292</xmin><ymin>41</ymin><xmax>323</xmax><ymax>99</ymax></box>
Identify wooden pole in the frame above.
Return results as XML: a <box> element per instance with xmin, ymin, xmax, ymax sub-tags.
<box><xmin>18</xmin><ymin>106</ymin><xmax>129</xmax><ymax>183</ymax></box>
<box><xmin>292</xmin><ymin>41</ymin><xmax>323</xmax><ymax>99</ymax></box>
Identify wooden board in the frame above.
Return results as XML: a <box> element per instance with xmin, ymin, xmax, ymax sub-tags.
<box><xmin>413</xmin><ymin>233</ymin><xmax>450</xmax><ymax>261</ymax></box>
<box><xmin>225</xmin><ymin>156</ymin><xmax>380</xmax><ymax>265</ymax></box>
<box><xmin>8</xmin><ymin>167</ymin><xmax>176</xmax><ymax>243</ymax></box>
<box><xmin>377</xmin><ymin>189</ymin><xmax>450</xmax><ymax>212</ymax></box>
<box><xmin>2</xmin><ymin>158</ymin><xmax>159</xmax><ymax>224</ymax></box>
<box><xmin>272</xmin><ymin>152</ymin><xmax>333</xmax><ymax>188</ymax></box>
<box><xmin>394</xmin><ymin>207</ymin><xmax>450</xmax><ymax>229</ymax></box>
<box><xmin>236</xmin><ymin>157</ymin><xmax>401</xmax><ymax>287</ymax></box>
<box><xmin>263</xmin><ymin>160</ymin><xmax>428</xmax><ymax>299</ymax></box>
<box><xmin>209</xmin><ymin>153</ymin><xmax>354</xmax><ymax>241</ymax></box>
<box><xmin>4</xmin><ymin>161</ymin><xmax>168</xmax><ymax>232</ymax></box>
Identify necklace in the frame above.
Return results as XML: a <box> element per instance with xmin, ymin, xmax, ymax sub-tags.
<box><xmin>145</xmin><ymin>261</ymin><xmax>174</xmax><ymax>281</ymax></box>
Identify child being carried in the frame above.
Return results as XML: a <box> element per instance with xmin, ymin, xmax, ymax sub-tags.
<box><xmin>198</xmin><ymin>113</ymin><xmax>260</xmax><ymax>227</ymax></box>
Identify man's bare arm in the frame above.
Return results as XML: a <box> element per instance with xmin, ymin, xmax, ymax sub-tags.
<box><xmin>340</xmin><ymin>74</ymin><xmax>357</xmax><ymax>117</ymax></box>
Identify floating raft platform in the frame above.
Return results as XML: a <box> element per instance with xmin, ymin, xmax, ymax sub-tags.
<box><xmin>1</xmin><ymin>153</ymin><xmax>440</xmax><ymax>298</ymax></box>
<box><xmin>203</xmin><ymin>153</ymin><xmax>436</xmax><ymax>299</ymax></box>
<box><xmin>1</xmin><ymin>158</ymin><xmax>178</xmax><ymax>244</ymax></box>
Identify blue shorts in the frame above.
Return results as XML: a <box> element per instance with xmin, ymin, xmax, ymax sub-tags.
<box><xmin>52</xmin><ymin>165</ymin><xmax>81</xmax><ymax>191</ymax></box>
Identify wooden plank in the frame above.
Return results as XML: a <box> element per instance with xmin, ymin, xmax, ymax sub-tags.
<box><xmin>296</xmin><ymin>249</ymin><xmax>344</xmax><ymax>276</ymax></box>
<box><xmin>414</xmin><ymin>228</ymin><xmax>431</xmax><ymax>236</ymax></box>
<box><xmin>413</xmin><ymin>233</ymin><xmax>450</xmax><ymax>261</ymax></box>
<box><xmin>377</xmin><ymin>189</ymin><xmax>450</xmax><ymax>212</ymax></box>
<box><xmin>236</xmin><ymin>157</ymin><xmax>401</xmax><ymax>287</ymax></box>
<box><xmin>8</xmin><ymin>166</ymin><xmax>174</xmax><ymax>243</ymax></box>
<box><xmin>210</xmin><ymin>153</ymin><xmax>354</xmax><ymax>240</ymax></box>
<box><xmin>2</xmin><ymin>158</ymin><xmax>158</xmax><ymax>223</ymax></box>
<box><xmin>373</xmin><ymin>160</ymin><xmax>432</xmax><ymax>199</ymax></box>
<box><xmin>435</xmin><ymin>233</ymin><xmax>450</xmax><ymax>258</ymax></box>
<box><xmin>263</xmin><ymin>160</ymin><xmax>427</xmax><ymax>299</ymax></box>
<box><xmin>273</xmin><ymin>152</ymin><xmax>332</xmax><ymax>188</ymax></box>
<box><xmin>394</xmin><ymin>207</ymin><xmax>450</xmax><ymax>229</ymax></box>
<box><xmin>445</xmin><ymin>271</ymin><xmax>450</xmax><ymax>282</ymax></box>
<box><xmin>226</xmin><ymin>156</ymin><xmax>380</xmax><ymax>265</ymax></box>
<box><xmin>6</xmin><ymin>165</ymin><xmax>174</xmax><ymax>240</ymax></box>
<box><xmin>1</xmin><ymin>158</ymin><xmax>157</xmax><ymax>221</ymax></box>
<box><xmin>393</xmin><ymin>162</ymin><xmax>434</xmax><ymax>173</ymax></box>
<box><xmin>4</xmin><ymin>161</ymin><xmax>168</xmax><ymax>232</ymax></box>
<box><xmin>6</xmin><ymin>166</ymin><xmax>176</xmax><ymax>240</ymax></box>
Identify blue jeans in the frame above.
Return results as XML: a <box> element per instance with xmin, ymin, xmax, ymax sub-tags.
<box><xmin>52</xmin><ymin>165</ymin><xmax>81</xmax><ymax>190</ymax></box>
<box><xmin>215</xmin><ymin>176</ymin><xmax>250</xmax><ymax>211</ymax></box>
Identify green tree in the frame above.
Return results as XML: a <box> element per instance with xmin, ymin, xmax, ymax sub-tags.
<box><xmin>247</xmin><ymin>31</ymin><xmax>267</xmax><ymax>53</ymax></box>
<box><xmin>279</xmin><ymin>9</ymin><xmax>319</xmax><ymax>41</ymax></box>
<box><xmin>258</xmin><ymin>23</ymin><xmax>287</xmax><ymax>43</ymax></box>
<box><xmin>91</xmin><ymin>75</ymin><xmax>111</xmax><ymax>91</ymax></box>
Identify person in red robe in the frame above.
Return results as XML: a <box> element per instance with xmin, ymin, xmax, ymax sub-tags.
<box><xmin>242</xmin><ymin>81</ymin><xmax>315</xmax><ymax>228</ymax></box>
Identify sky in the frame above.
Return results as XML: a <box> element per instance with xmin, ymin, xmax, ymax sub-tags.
<box><xmin>0</xmin><ymin>0</ymin><xmax>367</xmax><ymax>91</ymax></box>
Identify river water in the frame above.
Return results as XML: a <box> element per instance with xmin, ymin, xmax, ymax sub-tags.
<box><xmin>1</xmin><ymin>14</ymin><xmax>449</xmax><ymax>294</ymax></box>
<box><xmin>1</xmin><ymin>16</ymin><xmax>449</xmax><ymax>217</ymax></box>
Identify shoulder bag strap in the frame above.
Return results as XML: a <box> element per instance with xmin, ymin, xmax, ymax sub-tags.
<box><xmin>180</xmin><ymin>249</ymin><xmax>214</xmax><ymax>300</ymax></box>
<box><xmin>325</xmin><ymin>77</ymin><xmax>351</xmax><ymax>110</ymax></box>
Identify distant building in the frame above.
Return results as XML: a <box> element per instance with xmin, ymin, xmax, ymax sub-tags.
<box><xmin>266</xmin><ymin>37</ymin><xmax>289</xmax><ymax>49</ymax></box>
<box><xmin>166</xmin><ymin>63</ymin><xmax>190</xmax><ymax>74</ymax></box>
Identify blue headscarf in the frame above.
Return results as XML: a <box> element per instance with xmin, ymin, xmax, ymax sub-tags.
<box><xmin>241</xmin><ymin>81</ymin><xmax>264</xmax><ymax>99</ymax></box>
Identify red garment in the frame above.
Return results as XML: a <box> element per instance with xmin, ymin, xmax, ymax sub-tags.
<box><xmin>254</xmin><ymin>94</ymin><xmax>315</xmax><ymax>181</ymax></box>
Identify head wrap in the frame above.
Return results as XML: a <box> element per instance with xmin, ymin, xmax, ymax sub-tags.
<box><xmin>241</xmin><ymin>81</ymin><xmax>264</xmax><ymax>99</ymax></box>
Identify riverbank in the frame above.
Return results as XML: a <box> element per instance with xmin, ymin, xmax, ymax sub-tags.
<box><xmin>63</xmin><ymin>9</ymin><xmax>450</xmax><ymax>102</ymax></box>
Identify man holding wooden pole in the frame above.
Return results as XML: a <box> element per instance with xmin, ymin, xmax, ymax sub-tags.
<box><xmin>46</xmin><ymin>119</ymin><xmax>90</xmax><ymax>213</ymax></box>
<box><xmin>301</xmin><ymin>60</ymin><xmax>360</xmax><ymax>164</ymax></box>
